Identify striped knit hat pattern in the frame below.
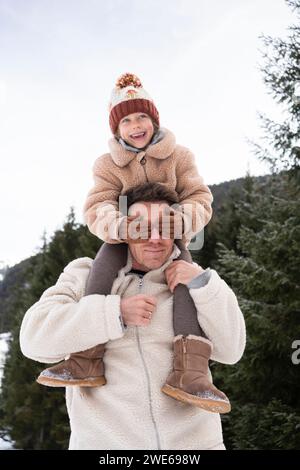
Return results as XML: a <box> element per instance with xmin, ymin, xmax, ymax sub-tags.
<box><xmin>108</xmin><ymin>73</ymin><xmax>160</xmax><ymax>134</ymax></box>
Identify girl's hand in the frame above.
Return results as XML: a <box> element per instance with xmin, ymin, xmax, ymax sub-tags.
<box><xmin>119</xmin><ymin>215</ymin><xmax>141</xmax><ymax>242</ymax></box>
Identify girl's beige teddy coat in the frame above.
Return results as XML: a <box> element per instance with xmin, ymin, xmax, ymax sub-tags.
<box><xmin>83</xmin><ymin>128</ymin><xmax>213</xmax><ymax>244</ymax></box>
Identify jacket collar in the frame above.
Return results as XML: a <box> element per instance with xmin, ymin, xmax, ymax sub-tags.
<box><xmin>108</xmin><ymin>127</ymin><xmax>176</xmax><ymax>168</ymax></box>
<box><xmin>119</xmin><ymin>243</ymin><xmax>181</xmax><ymax>282</ymax></box>
<box><xmin>118</xmin><ymin>128</ymin><xmax>165</xmax><ymax>153</ymax></box>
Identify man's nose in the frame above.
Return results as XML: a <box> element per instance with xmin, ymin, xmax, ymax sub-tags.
<box><xmin>149</xmin><ymin>226</ymin><xmax>161</xmax><ymax>241</ymax></box>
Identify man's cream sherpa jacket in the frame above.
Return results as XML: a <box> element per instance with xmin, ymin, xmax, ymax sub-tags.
<box><xmin>83</xmin><ymin>128</ymin><xmax>213</xmax><ymax>244</ymax></box>
<box><xmin>20</xmin><ymin>245</ymin><xmax>246</xmax><ymax>450</ymax></box>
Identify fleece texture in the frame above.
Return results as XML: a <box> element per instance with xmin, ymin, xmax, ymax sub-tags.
<box><xmin>83</xmin><ymin>127</ymin><xmax>213</xmax><ymax>244</ymax></box>
<box><xmin>20</xmin><ymin>245</ymin><xmax>246</xmax><ymax>450</ymax></box>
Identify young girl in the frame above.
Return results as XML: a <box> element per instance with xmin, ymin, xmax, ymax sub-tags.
<box><xmin>37</xmin><ymin>73</ymin><xmax>230</xmax><ymax>413</ymax></box>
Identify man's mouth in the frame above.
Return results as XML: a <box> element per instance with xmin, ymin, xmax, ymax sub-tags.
<box><xmin>130</xmin><ymin>131</ymin><xmax>146</xmax><ymax>140</ymax></box>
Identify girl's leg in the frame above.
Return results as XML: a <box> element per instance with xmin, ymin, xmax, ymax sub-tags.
<box><xmin>85</xmin><ymin>242</ymin><xmax>128</xmax><ymax>295</ymax></box>
<box><xmin>161</xmin><ymin>239</ymin><xmax>231</xmax><ymax>414</ymax></box>
<box><xmin>173</xmin><ymin>239</ymin><xmax>207</xmax><ymax>338</ymax></box>
<box><xmin>36</xmin><ymin>242</ymin><xmax>128</xmax><ymax>388</ymax></box>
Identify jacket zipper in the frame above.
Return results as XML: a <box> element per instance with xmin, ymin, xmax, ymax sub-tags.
<box><xmin>135</xmin><ymin>275</ymin><xmax>161</xmax><ymax>450</ymax></box>
<box><xmin>140</xmin><ymin>156</ymin><xmax>149</xmax><ymax>182</ymax></box>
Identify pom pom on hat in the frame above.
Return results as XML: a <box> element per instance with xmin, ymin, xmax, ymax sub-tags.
<box><xmin>109</xmin><ymin>72</ymin><xmax>160</xmax><ymax>134</ymax></box>
<box><xmin>115</xmin><ymin>73</ymin><xmax>142</xmax><ymax>89</ymax></box>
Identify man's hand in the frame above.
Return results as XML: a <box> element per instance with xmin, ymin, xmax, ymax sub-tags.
<box><xmin>120</xmin><ymin>294</ymin><xmax>157</xmax><ymax>326</ymax></box>
<box><xmin>164</xmin><ymin>260</ymin><xmax>204</xmax><ymax>293</ymax></box>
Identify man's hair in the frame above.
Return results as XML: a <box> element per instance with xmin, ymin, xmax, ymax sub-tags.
<box><xmin>123</xmin><ymin>182</ymin><xmax>179</xmax><ymax>209</ymax></box>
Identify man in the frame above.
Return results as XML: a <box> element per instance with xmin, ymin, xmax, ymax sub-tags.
<box><xmin>20</xmin><ymin>183</ymin><xmax>246</xmax><ymax>450</ymax></box>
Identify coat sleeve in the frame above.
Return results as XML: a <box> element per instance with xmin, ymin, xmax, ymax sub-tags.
<box><xmin>175</xmin><ymin>148</ymin><xmax>213</xmax><ymax>241</ymax></box>
<box><xmin>83</xmin><ymin>155</ymin><xmax>126</xmax><ymax>243</ymax></box>
<box><xmin>189</xmin><ymin>269</ymin><xmax>246</xmax><ymax>364</ymax></box>
<box><xmin>19</xmin><ymin>258</ymin><xmax>124</xmax><ymax>364</ymax></box>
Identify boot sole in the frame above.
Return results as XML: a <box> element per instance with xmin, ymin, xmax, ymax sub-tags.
<box><xmin>36</xmin><ymin>375</ymin><xmax>106</xmax><ymax>388</ymax></box>
<box><xmin>161</xmin><ymin>384</ymin><xmax>231</xmax><ymax>414</ymax></box>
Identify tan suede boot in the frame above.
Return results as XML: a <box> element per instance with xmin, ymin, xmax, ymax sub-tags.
<box><xmin>161</xmin><ymin>335</ymin><xmax>231</xmax><ymax>413</ymax></box>
<box><xmin>36</xmin><ymin>344</ymin><xmax>106</xmax><ymax>387</ymax></box>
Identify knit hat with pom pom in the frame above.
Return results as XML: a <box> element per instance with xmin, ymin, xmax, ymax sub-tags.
<box><xmin>108</xmin><ymin>73</ymin><xmax>160</xmax><ymax>134</ymax></box>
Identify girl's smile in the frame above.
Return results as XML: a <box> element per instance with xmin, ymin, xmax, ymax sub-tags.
<box><xmin>119</xmin><ymin>112</ymin><xmax>154</xmax><ymax>148</ymax></box>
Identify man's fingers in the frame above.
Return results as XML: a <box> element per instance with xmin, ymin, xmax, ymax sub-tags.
<box><xmin>165</xmin><ymin>266</ymin><xmax>178</xmax><ymax>279</ymax></box>
<box><xmin>144</xmin><ymin>298</ymin><xmax>157</xmax><ymax>309</ymax></box>
<box><xmin>135</xmin><ymin>295</ymin><xmax>156</xmax><ymax>309</ymax></box>
<box><xmin>165</xmin><ymin>269</ymin><xmax>181</xmax><ymax>292</ymax></box>
<box><xmin>167</xmin><ymin>275</ymin><xmax>177</xmax><ymax>292</ymax></box>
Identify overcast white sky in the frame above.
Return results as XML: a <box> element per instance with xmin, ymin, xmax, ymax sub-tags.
<box><xmin>0</xmin><ymin>0</ymin><xmax>295</xmax><ymax>267</ymax></box>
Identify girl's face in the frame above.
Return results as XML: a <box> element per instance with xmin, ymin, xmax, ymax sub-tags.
<box><xmin>118</xmin><ymin>112</ymin><xmax>154</xmax><ymax>148</ymax></box>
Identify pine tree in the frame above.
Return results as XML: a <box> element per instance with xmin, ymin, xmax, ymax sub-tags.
<box><xmin>251</xmin><ymin>0</ymin><xmax>300</xmax><ymax>175</ymax></box>
<box><xmin>194</xmin><ymin>173</ymin><xmax>264</xmax><ymax>269</ymax></box>
<box><xmin>213</xmin><ymin>0</ymin><xmax>300</xmax><ymax>449</ymax></box>
<box><xmin>0</xmin><ymin>209</ymin><xmax>100</xmax><ymax>449</ymax></box>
